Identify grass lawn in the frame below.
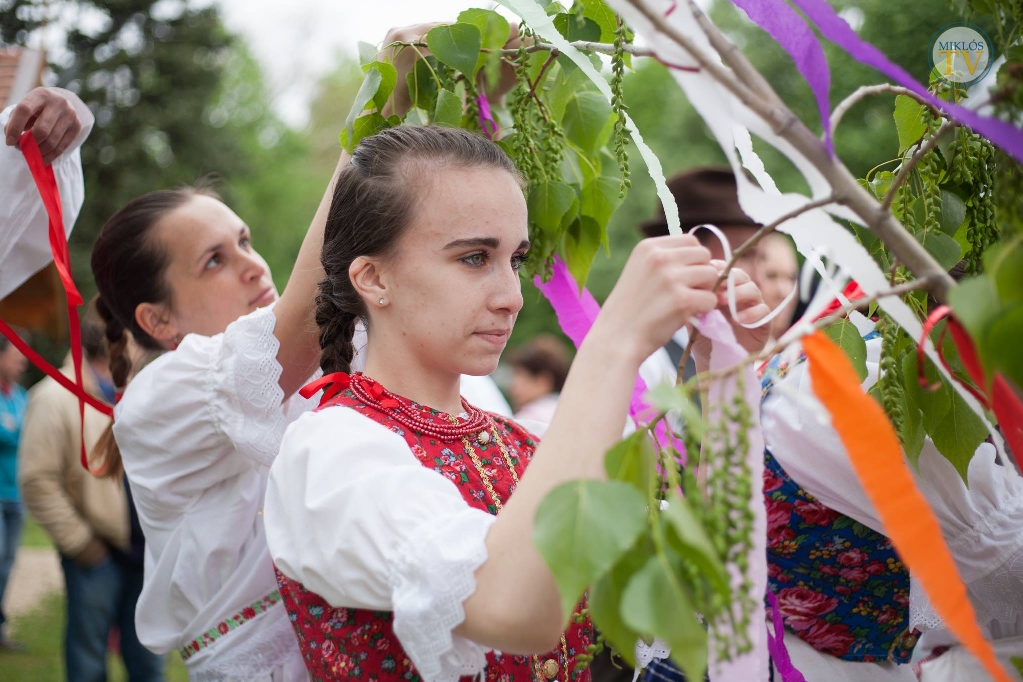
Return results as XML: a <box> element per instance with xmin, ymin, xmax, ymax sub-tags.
<box><xmin>3</xmin><ymin>593</ymin><xmax>190</xmax><ymax>681</ymax></box>
<box><xmin>6</xmin><ymin>516</ymin><xmax>190</xmax><ymax>681</ymax></box>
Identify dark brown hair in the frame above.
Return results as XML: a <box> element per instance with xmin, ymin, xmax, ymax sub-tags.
<box><xmin>317</xmin><ymin>126</ymin><xmax>521</xmax><ymax>375</ymax></box>
<box><xmin>507</xmin><ymin>334</ymin><xmax>571</xmax><ymax>393</ymax></box>
<box><xmin>89</xmin><ymin>185</ymin><xmax>220</xmax><ymax>478</ymax></box>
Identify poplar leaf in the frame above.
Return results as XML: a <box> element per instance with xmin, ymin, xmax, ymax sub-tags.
<box><xmin>533</xmin><ymin>480</ymin><xmax>647</xmax><ymax>618</ymax></box>
<box><xmin>528</xmin><ymin>180</ymin><xmax>576</xmax><ymax>236</ymax></box>
<box><xmin>894</xmin><ymin>95</ymin><xmax>927</xmax><ymax>155</ymax></box>
<box><xmin>363</xmin><ymin>61</ymin><xmax>397</xmax><ymax>114</ymax></box>
<box><xmin>434</xmin><ymin>88</ymin><xmax>463</xmax><ymax>127</ymax></box>
<box><xmin>427</xmin><ymin>23</ymin><xmax>483</xmax><ymax>77</ymax></box>
<box><xmin>823</xmin><ymin>320</ymin><xmax>868</xmax><ymax>382</ymax></box>
<box><xmin>344</xmin><ymin>69</ymin><xmax>383</xmax><ymax>149</ymax></box>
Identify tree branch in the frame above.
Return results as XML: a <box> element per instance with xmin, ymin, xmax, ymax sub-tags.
<box><xmin>527</xmin><ymin>52</ymin><xmax>559</xmax><ymax>102</ymax></box>
<box><xmin>390</xmin><ymin>39</ymin><xmax>656</xmax><ymax>58</ymax></box>
<box><xmin>831</xmin><ymin>84</ymin><xmax>944</xmax><ymax>133</ymax></box>
<box><xmin>881</xmin><ymin>119</ymin><xmax>956</xmax><ymax>211</ymax></box>
<box><xmin>623</xmin><ymin>0</ymin><xmax>957</xmax><ymax>303</ymax></box>
<box><xmin>689</xmin><ymin>275</ymin><xmax>940</xmax><ymax>387</ymax></box>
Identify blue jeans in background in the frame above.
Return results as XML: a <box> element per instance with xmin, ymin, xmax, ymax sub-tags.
<box><xmin>61</xmin><ymin>555</ymin><xmax>164</xmax><ymax>682</ymax></box>
<box><xmin>0</xmin><ymin>499</ymin><xmax>23</xmax><ymax>627</ymax></box>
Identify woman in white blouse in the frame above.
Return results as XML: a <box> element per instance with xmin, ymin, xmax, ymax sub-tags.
<box><xmin>761</xmin><ymin>335</ymin><xmax>1023</xmax><ymax>681</ymax></box>
<box><xmin>263</xmin><ymin>126</ymin><xmax>770</xmax><ymax>681</ymax></box>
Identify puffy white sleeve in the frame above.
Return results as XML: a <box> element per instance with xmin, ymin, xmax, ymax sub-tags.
<box><xmin>265</xmin><ymin>406</ymin><xmax>497</xmax><ymax>682</ymax></box>
<box><xmin>114</xmin><ymin>306</ymin><xmax>292</xmax><ymax>501</ymax></box>
<box><xmin>761</xmin><ymin>337</ymin><xmax>1023</xmax><ymax>634</ymax></box>
<box><xmin>0</xmin><ymin>88</ymin><xmax>94</xmax><ymax>299</ymax></box>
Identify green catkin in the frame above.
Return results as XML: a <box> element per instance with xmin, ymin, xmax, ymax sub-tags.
<box><xmin>878</xmin><ymin>314</ymin><xmax>907</xmax><ymax>440</ymax></box>
<box><xmin>510</xmin><ymin>26</ymin><xmax>543</xmax><ymax>187</ymax></box>
<box><xmin>966</xmin><ymin>135</ymin><xmax>998</xmax><ymax>274</ymax></box>
<box><xmin>611</xmin><ymin>16</ymin><xmax>631</xmax><ymax>198</ymax></box>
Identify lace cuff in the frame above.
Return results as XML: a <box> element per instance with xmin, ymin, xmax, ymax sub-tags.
<box><xmin>389</xmin><ymin>507</ymin><xmax>496</xmax><ymax>682</ymax></box>
<box><xmin>208</xmin><ymin>306</ymin><xmax>286</xmax><ymax>467</ymax></box>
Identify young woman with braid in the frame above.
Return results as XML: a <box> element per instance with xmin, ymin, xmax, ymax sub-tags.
<box><xmin>262</xmin><ymin>125</ymin><xmax>770</xmax><ymax>682</ymax></box>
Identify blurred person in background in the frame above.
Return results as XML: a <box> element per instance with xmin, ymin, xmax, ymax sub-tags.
<box><xmin>19</xmin><ymin>303</ymin><xmax>163</xmax><ymax>681</ymax></box>
<box><xmin>756</xmin><ymin>232</ymin><xmax>799</xmax><ymax>340</ymax></box>
<box><xmin>0</xmin><ymin>328</ymin><xmax>28</xmax><ymax>652</ymax></box>
<box><xmin>506</xmin><ymin>334</ymin><xmax>571</xmax><ymax>424</ymax></box>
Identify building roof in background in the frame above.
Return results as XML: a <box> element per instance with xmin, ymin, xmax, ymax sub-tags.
<box><xmin>0</xmin><ymin>46</ymin><xmax>44</xmax><ymax>108</ymax></box>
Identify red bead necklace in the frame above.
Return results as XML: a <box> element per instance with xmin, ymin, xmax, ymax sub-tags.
<box><xmin>348</xmin><ymin>372</ymin><xmax>491</xmax><ymax>442</ymax></box>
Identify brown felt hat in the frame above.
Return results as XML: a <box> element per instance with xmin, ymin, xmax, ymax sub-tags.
<box><xmin>639</xmin><ymin>166</ymin><xmax>761</xmax><ymax>238</ymax></box>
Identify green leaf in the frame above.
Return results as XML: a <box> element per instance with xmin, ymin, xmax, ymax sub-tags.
<box><xmin>426</xmin><ymin>23</ymin><xmax>483</xmax><ymax>77</ymax></box>
<box><xmin>581</xmin><ymin>176</ymin><xmax>623</xmax><ymax>231</ymax></box>
<box><xmin>402</xmin><ymin>107</ymin><xmax>429</xmax><ymax>127</ymax></box>
<box><xmin>939</xmin><ymin>190</ymin><xmax>967</xmax><ymax>237</ymax></box>
<box><xmin>581</xmin><ymin>0</ymin><xmax>619</xmax><ymax>42</ymax></box>
<box><xmin>646</xmin><ymin>383</ymin><xmax>706</xmax><ymax>440</ymax></box>
<box><xmin>904</xmin><ymin>354</ymin><xmax>952</xmax><ymax>434</ymax></box>
<box><xmin>987</xmin><ymin>237</ymin><xmax>1023</xmax><ymax>305</ymax></box>
<box><xmin>339</xmin><ymin>113</ymin><xmax>388</xmax><ymax>153</ymax></box>
<box><xmin>894</xmin><ymin>95</ymin><xmax>927</xmax><ymax>155</ymax></box>
<box><xmin>528</xmin><ymin>180</ymin><xmax>577</xmax><ymax>236</ymax></box>
<box><xmin>406</xmin><ymin>58</ymin><xmax>439</xmax><ymax>113</ymax></box>
<box><xmin>929</xmin><ymin>390</ymin><xmax>989</xmax><ymax>482</ymax></box>
<box><xmin>548</xmin><ymin>56</ymin><xmax>594</xmax><ymax>121</ymax></box>
<box><xmin>344</xmin><ymin>68</ymin><xmax>384</xmax><ymax>149</ymax></box>
<box><xmin>363</xmin><ymin>61</ymin><xmax>397</xmax><ymax>114</ymax></box>
<box><xmin>358</xmin><ymin>41</ymin><xmax>379</xmax><ymax>67</ymax></box>
<box><xmin>457</xmin><ymin>8</ymin><xmax>511</xmax><ymax>49</ymax></box>
<box><xmin>661</xmin><ymin>491</ymin><xmax>729</xmax><ymax>596</ymax></box>
<box><xmin>553</xmin><ymin>12</ymin><xmax>603</xmax><ymax>41</ymax></box>
<box><xmin>900</xmin><ymin>353</ymin><xmax>927</xmax><ymax>467</ymax></box>
<box><xmin>1011</xmin><ymin>656</ymin><xmax>1023</xmax><ymax>678</ymax></box>
<box><xmin>985</xmin><ymin>304</ymin><xmax>1023</xmax><ymax>397</ymax></box>
<box><xmin>564</xmin><ymin>215</ymin><xmax>601</xmax><ymax>289</ymax></box>
<box><xmin>916</xmin><ymin>231</ymin><xmax>962</xmax><ymax>272</ymax></box>
<box><xmin>562</xmin><ymin>91</ymin><xmax>614</xmax><ymax>155</ymax></box>
<box><xmin>621</xmin><ymin>552</ymin><xmax>708</xmax><ymax>682</ymax></box>
<box><xmin>823</xmin><ymin>320</ymin><xmax>868</xmax><ymax>382</ymax></box>
<box><xmin>458</xmin><ymin>8</ymin><xmax>511</xmax><ymax>88</ymax></box>
<box><xmin>434</xmin><ymin>88</ymin><xmax>462</xmax><ymax>127</ymax></box>
<box><xmin>604</xmin><ymin>431</ymin><xmax>656</xmax><ymax>495</ymax></box>
<box><xmin>534</xmin><ymin>480</ymin><xmax>648</xmax><ymax>618</ymax></box>
<box><xmin>588</xmin><ymin>540</ymin><xmax>652</xmax><ymax>668</ymax></box>
<box><xmin>869</xmin><ymin>170</ymin><xmax>895</xmax><ymax>201</ymax></box>
<box><xmin>948</xmin><ymin>275</ymin><xmax>1001</xmax><ymax>350</ymax></box>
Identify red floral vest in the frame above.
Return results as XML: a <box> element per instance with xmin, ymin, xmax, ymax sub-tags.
<box><xmin>276</xmin><ymin>375</ymin><xmax>594</xmax><ymax>682</ymax></box>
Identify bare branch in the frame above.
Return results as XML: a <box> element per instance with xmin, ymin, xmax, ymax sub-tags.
<box><xmin>881</xmin><ymin>120</ymin><xmax>956</xmax><ymax>211</ymax></box>
<box><xmin>831</xmin><ymin>84</ymin><xmax>944</xmax><ymax>133</ymax></box>
<box><xmin>689</xmin><ymin>275</ymin><xmax>940</xmax><ymax>387</ymax></box>
<box><xmin>390</xmin><ymin>39</ymin><xmax>656</xmax><ymax>58</ymax></box>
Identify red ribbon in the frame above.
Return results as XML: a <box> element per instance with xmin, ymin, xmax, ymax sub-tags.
<box><xmin>917</xmin><ymin>306</ymin><xmax>1023</xmax><ymax>464</ymax></box>
<box><xmin>0</xmin><ymin>132</ymin><xmax>113</xmax><ymax>474</ymax></box>
<box><xmin>300</xmin><ymin>372</ymin><xmax>351</xmax><ymax>407</ymax></box>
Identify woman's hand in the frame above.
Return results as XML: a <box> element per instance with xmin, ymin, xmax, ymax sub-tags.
<box><xmin>4</xmin><ymin>87</ymin><xmax>83</xmax><ymax>165</ymax></box>
<box><xmin>691</xmin><ymin>261</ymin><xmax>771</xmax><ymax>368</ymax></box>
<box><xmin>593</xmin><ymin>235</ymin><xmax>719</xmax><ymax>368</ymax></box>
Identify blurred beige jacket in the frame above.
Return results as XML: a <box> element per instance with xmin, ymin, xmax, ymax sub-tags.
<box><xmin>18</xmin><ymin>360</ymin><xmax>129</xmax><ymax>558</ymax></box>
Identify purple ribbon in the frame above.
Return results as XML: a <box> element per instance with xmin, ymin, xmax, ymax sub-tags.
<box><xmin>766</xmin><ymin>590</ymin><xmax>807</xmax><ymax>682</ymax></box>
<box><xmin>730</xmin><ymin>0</ymin><xmax>833</xmax><ymax>154</ymax></box>
<box><xmin>477</xmin><ymin>92</ymin><xmax>498</xmax><ymax>139</ymax></box>
<box><xmin>781</xmin><ymin>0</ymin><xmax>1023</xmax><ymax>164</ymax></box>
<box><xmin>535</xmin><ymin>258</ymin><xmax>687</xmax><ymax>464</ymax></box>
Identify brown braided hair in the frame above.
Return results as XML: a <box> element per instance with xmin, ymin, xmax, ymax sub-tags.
<box><xmin>317</xmin><ymin>126</ymin><xmax>521</xmax><ymax>375</ymax></box>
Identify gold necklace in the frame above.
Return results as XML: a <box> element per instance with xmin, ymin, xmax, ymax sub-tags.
<box><xmin>457</xmin><ymin>419</ymin><xmax>568</xmax><ymax>682</ymax></box>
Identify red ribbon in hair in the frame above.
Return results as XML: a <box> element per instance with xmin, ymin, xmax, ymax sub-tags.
<box><xmin>0</xmin><ymin>132</ymin><xmax>113</xmax><ymax>474</ymax></box>
<box><xmin>917</xmin><ymin>305</ymin><xmax>1023</xmax><ymax>462</ymax></box>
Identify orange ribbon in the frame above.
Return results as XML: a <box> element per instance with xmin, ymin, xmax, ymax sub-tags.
<box><xmin>802</xmin><ymin>330</ymin><xmax>1011</xmax><ymax>682</ymax></box>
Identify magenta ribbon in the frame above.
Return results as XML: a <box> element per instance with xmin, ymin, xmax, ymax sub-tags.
<box><xmin>765</xmin><ymin>0</ymin><xmax>1023</xmax><ymax>164</ymax></box>
<box><xmin>477</xmin><ymin>92</ymin><xmax>497</xmax><ymax>139</ymax></box>
<box><xmin>535</xmin><ymin>258</ymin><xmax>686</xmax><ymax>464</ymax></box>
<box><xmin>730</xmin><ymin>0</ymin><xmax>833</xmax><ymax>154</ymax></box>
<box><xmin>766</xmin><ymin>590</ymin><xmax>807</xmax><ymax>682</ymax></box>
